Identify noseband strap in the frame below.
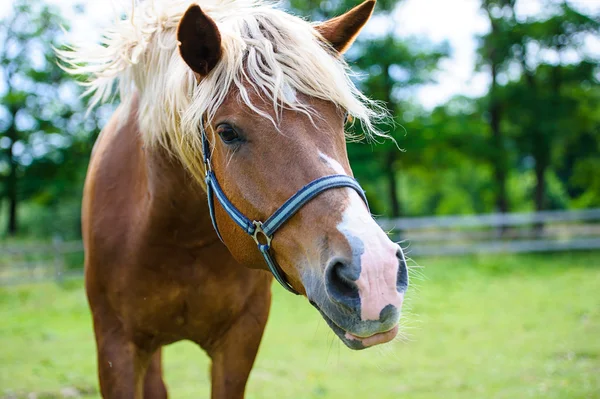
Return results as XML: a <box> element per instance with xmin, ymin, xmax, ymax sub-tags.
<box><xmin>201</xmin><ymin>124</ymin><xmax>369</xmax><ymax>295</ymax></box>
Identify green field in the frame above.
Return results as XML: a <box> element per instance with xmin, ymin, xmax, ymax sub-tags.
<box><xmin>1</xmin><ymin>252</ymin><xmax>599</xmax><ymax>399</ymax></box>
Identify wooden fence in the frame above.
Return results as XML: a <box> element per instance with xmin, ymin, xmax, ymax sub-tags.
<box><xmin>0</xmin><ymin>238</ymin><xmax>83</xmax><ymax>286</ymax></box>
<box><xmin>1</xmin><ymin>209</ymin><xmax>599</xmax><ymax>285</ymax></box>
<box><xmin>379</xmin><ymin>208</ymin><xmax>600</xmax><ymax>256</ymax></box>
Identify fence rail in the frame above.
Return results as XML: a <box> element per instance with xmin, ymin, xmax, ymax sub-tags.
<box><xmin>0</xmin><ymin>238</ymin><xmax>83</xmax><ymax>286</ymax></box>
<box><xmin>378</xmin><ymin>208</ymin><xmax>600</xmax><ymax>230</ymax></box>
<box><xmin>380</xmin><ymin>208</ymin><xmax>600</xmax><ymax>256</ymax></box>
<box><xmin>1</xmin><ymin>209</ymin><xmax>599</xmax><ymax>285</ymax></box>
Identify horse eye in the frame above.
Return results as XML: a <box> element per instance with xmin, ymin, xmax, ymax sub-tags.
<box><xmin>216</xmin><ymin>124</ymin><xmax>240</xmax><ymax>144</ymax></box>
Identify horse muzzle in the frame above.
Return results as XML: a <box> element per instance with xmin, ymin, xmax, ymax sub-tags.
<box><xmin>307</xmin><ymin>246</ymin><xmax>408</xmax><ymax>350</ymax></box>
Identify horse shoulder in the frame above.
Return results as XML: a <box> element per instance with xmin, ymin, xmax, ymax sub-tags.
<box><xmin>83</xmin><ymin>103</ymin><xmax>149</xmax><ymax>286</ymax></box>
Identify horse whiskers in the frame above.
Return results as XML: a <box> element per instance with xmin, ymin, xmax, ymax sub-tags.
<box><xmin>408</xmin><ymin>268</ymin><xmax>427</xmax><ymax>285</ymax></box>
<box><xmin>325</xmin><ymin>328</ymin><xmax>336</xmax><ymax>364</ymax></box>
<box><xmin>404</xmin><ymin>254</ymin><xmax>427</xmax><ymax>284</ymax></box>
<box><xmin>393</xmin><ymin>332</ymin><xmax>413</xmax><ymax>345</ymax></box>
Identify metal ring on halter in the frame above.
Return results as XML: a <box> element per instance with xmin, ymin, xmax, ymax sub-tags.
<box><xmin>252</xmin><ymin>221</ymin><xmax>272</xmax><ymax>247</ymax></box>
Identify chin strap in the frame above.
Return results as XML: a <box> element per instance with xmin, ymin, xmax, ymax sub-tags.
<box><xmin>201</xmin><ymin>123</ymin><xmax>369</xmax><ymax>295</ymax></box>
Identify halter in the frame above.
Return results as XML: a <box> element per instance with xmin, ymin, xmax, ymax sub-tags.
<box><xmin>201</xmin><ymin>123</ymin><xmax>369</xmax><ymax>295</ymax></box>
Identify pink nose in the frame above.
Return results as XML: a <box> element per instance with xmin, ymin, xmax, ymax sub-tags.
<box><xmin>356</xmin><ymin>247</ymin><xmax>406</xmax><ymax>321</ymax></box>
<box><xmin>325</xmin><ymin>247</ymin><xmax>408</xmax><ymax>321</ymax></box>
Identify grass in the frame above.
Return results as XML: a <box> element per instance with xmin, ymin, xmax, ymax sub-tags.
<box><xmin>1</xmin><ymin>251</ymin><xmax>599</xmax><ymax>398</ymax></box>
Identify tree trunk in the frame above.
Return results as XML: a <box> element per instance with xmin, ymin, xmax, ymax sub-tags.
<box><xmin>6</xmin><ymin>108</ymin><xmax>18</xmax><ymax>236</ymax></box>
<box><xmin>506</xmin><ymin>3</ymin><xmax>545</xmax><ymax>210</ymax></box>
<box><xmin>533</xmin><ymin>44</ymin><xmax>562</xmax><ymax>215</ymax></box>
<box><xmin>482</xmin><ymin>4</ymin><xmax>509</xmax><ymax>239</ymax></box>
<box><xmin>489</xmin><ymin>61</ymin><xmax>508</xmax><ymax>214</ymax></box>
<box><xmin>532</xmin><ymin>161</ymin><xmax>547</xmax><ymax>237</ymax></box>
<box><xmin>386</xmin><ymin>151</ymin><xmax>401</xmax><ymax>218</ymax></box>
<box><xmin>534</xmin><ymin>163</ymin><xmax>546</xmax><ymax>212</ymax></box>
<box><xmin>381</xmin><ymin>55</ymin><xmax>401</xmax><ymax>218</ymax></box>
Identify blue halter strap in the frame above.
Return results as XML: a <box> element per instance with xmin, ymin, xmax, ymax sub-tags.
<box><xmin>201</xmin><ymin>124</ymin><xmax>369</xmax><ymax>295</ymax></box>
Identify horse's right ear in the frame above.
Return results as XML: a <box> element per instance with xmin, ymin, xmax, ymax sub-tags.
<box><xmin>315</xmin><ymin>0</ymin><xmax>376</xmax><ymax>54</ymax></box>
<box><xmin>177</xmin><ymin>5</ymin><xmax>222</xmax><ymax>76</ymax></box>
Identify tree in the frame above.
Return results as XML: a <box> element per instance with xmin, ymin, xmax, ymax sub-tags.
<box><xmin>0</xmin><ymin>0</ymin><xmax>100</xmax><ymax>236</ymax></box>
<box><xmin>477</xmin><ymin>0</ymin><xmax>515</xmax><ymax>213</ymax></box>
<box><xmin>482</xmin><ymin>1</ymin><xmax>599</xmax><ymax>212</ymax></box>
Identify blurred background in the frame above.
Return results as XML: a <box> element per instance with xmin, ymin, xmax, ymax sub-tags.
<box><xmin>0</xmin><ymin>0</ymin><xmax>599</xmax><ymax>398</ymax></box>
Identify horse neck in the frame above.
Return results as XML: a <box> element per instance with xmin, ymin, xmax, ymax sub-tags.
<box><xmin>139</xmin><ymin>118</ymin><xmax>218</xmax><ymax>249</ymax></box>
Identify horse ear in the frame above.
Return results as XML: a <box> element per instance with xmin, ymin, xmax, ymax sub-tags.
<box><xmin>315</xmin><ymin>0</ymin><xmax>376</xmax><ymax>54</ymax></box>
<box><xmin>177</xmin><ymin>5</ymin><xmax>222</xmax><ymax>76</ymax></box>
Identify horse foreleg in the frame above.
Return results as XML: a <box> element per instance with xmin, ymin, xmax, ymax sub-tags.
<box><xmin>208</xmin><ymin>290</ymin><xmax>271</xmax><ymax>399</ymax></box>
<box><xmin>143</xmin><ymin>348</ymin><xmax>168</xmax><ymax>399</ymax></box>
<box><xmin>93</xmin><ymin>315</ymin><xmax>153</xmax><ymax>399</ymax></box>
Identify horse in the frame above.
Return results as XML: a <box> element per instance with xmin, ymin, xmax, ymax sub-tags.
<box><xmin>60</xmin><ymin>0</ymin><xmax>409</xmax><ymax>397</ymax></box>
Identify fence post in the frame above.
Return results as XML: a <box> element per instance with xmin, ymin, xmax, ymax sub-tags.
<box><xmin>53</xmin><ymin>235</ymin><xmax>65</xmax><ymax>284</ymax></box>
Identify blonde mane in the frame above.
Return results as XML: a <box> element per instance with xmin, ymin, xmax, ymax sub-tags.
<box><xmin>58</xmin><ymin>0</ymin><xmax>387</xmax><ymax>181</ymax></box>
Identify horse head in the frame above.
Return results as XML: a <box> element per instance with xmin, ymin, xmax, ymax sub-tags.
<box><xmin>175</xmin><ymin>0</ymin><xmax>408</xmax><ymax>350</ymax></box>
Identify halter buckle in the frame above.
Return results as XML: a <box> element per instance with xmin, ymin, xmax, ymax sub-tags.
<box><xmin>204</xmin><ymin>159</ymin><xmax>212</xmax><ymax>175</ymax></box>
<box><xmin>252</xmin><ymin>221</ymin><xmax>272</xmax><ymax>248</ymax></box>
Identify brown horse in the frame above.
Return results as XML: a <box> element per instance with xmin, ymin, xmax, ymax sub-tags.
<box><xmin>61</xmin><ymin>0</ymin><xmax>408</xmax><ymax>397</ymax></box>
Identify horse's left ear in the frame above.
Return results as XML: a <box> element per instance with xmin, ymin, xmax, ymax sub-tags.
<box><xmin>177</xmin><ymin>5</ymin><xmax>222</xmax><ymax>76</ymax></box>
<box><xmin>315</xmin><ymin>0</ymin><xmax>376</xmax><ymax>54</ymax></box>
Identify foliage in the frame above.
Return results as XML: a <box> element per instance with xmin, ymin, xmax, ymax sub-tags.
<box><xmin>476</xmin><ymin>0</ymin><xmax>600</xmax><ymax>212</ymax></box>
<box><xmin>0</xmin><ymin>0</ymin><xmax>101</xmax><ymax>238</ymax></box>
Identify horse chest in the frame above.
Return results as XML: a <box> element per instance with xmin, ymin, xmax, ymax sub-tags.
<box><xmin>117</xmin><ymin>249</ymin><xmax>269</xmax><ymax>345</ymax></box>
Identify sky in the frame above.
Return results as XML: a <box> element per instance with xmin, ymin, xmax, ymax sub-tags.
<box><xmin>393</xmin><ymin>0</ymin><xmax>491</xmax><ymax>108</ymax></box>
<box><xmin>1</xmin><ymin>0</ymin><xmax>599</xmax><ymax>110</ymax></box>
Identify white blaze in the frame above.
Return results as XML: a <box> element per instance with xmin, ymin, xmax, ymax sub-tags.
<box><xmin>319</xmin><ymin>152</ymin><xmax>404</xmax><ymax>321</ymax></box>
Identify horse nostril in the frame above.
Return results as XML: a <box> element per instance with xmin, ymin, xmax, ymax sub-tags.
<box><xmin>326</xmin><ymin>258</ymin><xmax>360</xmax><ymax>304</ymax></box>
<box><xmin>396</xmin><ymin>248</ymin><xmax>409</xmax><ymax>293</ymax></box>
